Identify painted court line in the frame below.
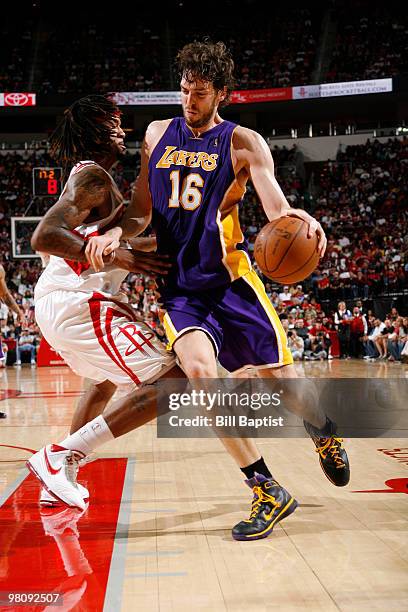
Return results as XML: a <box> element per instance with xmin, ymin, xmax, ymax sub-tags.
<box><xmin>103</xmin><ymin>458</ymin><xmax>136</xmax><ymax>612</ymax></box>
<box><xmin>0</xmin><ymin>468</ymin><xmax>28</xmax><ymax>506</ymax></box>
<box><xmin>1</xmin><ymin>459</ymin><xmax>128</xmax><ymax>611</ymax></box>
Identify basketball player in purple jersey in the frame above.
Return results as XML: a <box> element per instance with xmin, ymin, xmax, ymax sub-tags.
<box><xmin>86</xmin><ymin>42</ymin><xmax>350</xmax><ymax>541</ymax></box>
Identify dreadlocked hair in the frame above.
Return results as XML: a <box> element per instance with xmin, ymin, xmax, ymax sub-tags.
<box><xmin>176</xmin><ymin>40</ymin><xmax>235</xmax><ymax>107</ymax></box>
<box><xmin>49</xmin><ymin>94</ymin><xmax>121</xmax><ymax>178</ymax></box>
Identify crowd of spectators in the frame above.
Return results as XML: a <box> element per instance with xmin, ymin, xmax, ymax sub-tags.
<box><xmin>174</xmin><ymin>8</ymin><xmax>318</xmax><ymax>89</ymax></box>
<box><xmin>0</xmin><ymin>18</ymin><xmax>33</xmax><ymax>93</ymax></box>
<box><xmin>40</xmin><ymin>22</ymin><xmax>164</xmax><ymax>95</ymax></box>
<box><xmin>2</xmin><ymin>2</ymin><xmax>407</xmax><ymax>94</ymax></box>
<box><xmin>0</xmin><ymin>137</ymin><xmax>406</xmax><ymax>367</ymax></box>
<box><xmin>0</xmin><ymin>262</ymin><xmax>42</xmax><ymax>367</ymax></box>
<box><xmin>274</xmin><ymin>290</ymin><xmax>408</xmax><ymax>362</ymax></box>
<box><xmin>325</xmin><ymin>1</ymin><xmax>408</xmax><ymax>82</ymax></box>
<box><xmin>240</xmin><ymin>138</ymin><xmax>408</xmax><ymax>302</ymax></box>
<box><xmin>310</xmin><ymin>138</ymin><xmax>407</xmax><ymax>300</ymax></box>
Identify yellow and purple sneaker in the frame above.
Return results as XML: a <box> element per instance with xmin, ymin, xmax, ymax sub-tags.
<box><xmin>232</xmin><ymin>474</ymin><xmax>298</xmax><ymax>541</ymax></box>
<box><xmin>304</xmin><ymin>418</ymin><xmax>350</xmax><ymax>487</ymax></box>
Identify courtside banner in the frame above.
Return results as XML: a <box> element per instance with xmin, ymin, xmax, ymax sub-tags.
<box><xmin>111</xmin><ymin>78</ymin><xmax>393</xmax><ymax>106</ymax></box>
<box><xmin>320</xmin><ymin>78</ymin><xmax>392</xmax><ymax>97</ymax></box>
<box><xmin>156</xmin><ymin>378</ymin><xmax>407</xmax><ymax>438</ymax></box>
<box><xmin>110</xmin><ymin>89</ymin><xmax>292</xmax><ymax>106</ymax></box>
<box><xmin>292</xmin><ymin>85</ymin><xmax>321</xmax><ymax>99</ymax></box>
<box><xmin>0</xmin><ymin>93</ymin><xmax>36</xmax><ymax>106</ymax></box>
<box><xmin>110</xmin><ymin>91</ymin><xmax>181</xmax><ymax>105</ymax></box>
<box><xmin>230</xmin><ymin>87</ymin><xmax>292</xmax><ymax>103</ymax></box>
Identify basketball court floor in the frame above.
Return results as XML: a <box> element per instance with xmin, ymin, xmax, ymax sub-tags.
<box><xmin>1</xmin><ymin>361</ymin><xmax>407</xmax><ymax>611</ymax></box>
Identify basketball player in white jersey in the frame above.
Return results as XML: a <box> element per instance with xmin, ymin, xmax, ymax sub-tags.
<box><xmin>28</xmin><ymin>95</ymin><xmax>184</xmax><ymax>509</ymax></box>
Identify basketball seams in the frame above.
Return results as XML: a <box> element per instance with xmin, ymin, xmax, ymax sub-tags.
<box><xmin>264</xmin><ymin>218</ymin><xmax>303</xmax><ymax>274</ymax></box>
<box><xmin>256</xmin><ymin>218</ymin><xmax>280</xmax><ymax>272</ymax></box>
<box><xmin>254</xmin><ymin>217</ymin><xmax>319</xmax><ymax>283</ymax></box>
<box><xmin>271</xmin><ymin>241</ymin><xmax>319</xmax><ymax>281</ymax></box>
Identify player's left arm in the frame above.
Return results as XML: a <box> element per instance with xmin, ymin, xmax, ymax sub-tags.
<box><xmin>85</xmin><ymin>126</ymin><xmax>157</xmax><ymax>271</ymax></box>
<box><xmin>127</xmin><ymin>236</ymin><xmax>157</xmax><ymax>252</ymax></box>
<box><xmin>233</xmin><ymin>127</ymin><xmax>326</xmax><ymax>256</ymax></box>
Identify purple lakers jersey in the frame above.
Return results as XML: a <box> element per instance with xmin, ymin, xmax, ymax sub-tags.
<box><xmin>149</xmin><ymin>117</ymin><xmax>252</xmax><ymax>291</ymax></box>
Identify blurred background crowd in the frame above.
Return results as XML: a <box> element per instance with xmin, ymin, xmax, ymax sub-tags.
<box><xmin>1</xmin><ymin>136</ymin><xmax>406</xmax><ymax>366</ymax></box>
<box><xmin>0</xmin><ymin>0</ymin><xmax>406</xmax><ymax>366</ymax></box>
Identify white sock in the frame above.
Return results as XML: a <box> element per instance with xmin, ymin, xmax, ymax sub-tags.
<box><xmin>58</xmin><ymin>415</ymin><xmax>114</xmax><ymax>456</ymax></box>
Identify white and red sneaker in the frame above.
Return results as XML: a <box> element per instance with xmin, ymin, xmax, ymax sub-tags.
<box><xmin>40</xmin><ymin>482</ymin><xmax>89</xmax><ymax>507</ymax></box>
<box><xmin>40</xmin><ymin>503</ymin><xmax>89</xmax><ymax>538</ymax></box>
<box><xmin>39</xmin><ymin>452</ymin><xmax>94</xmax><ymax>507</ymax></box>
<box><xmin>27</xmin><ymin>444</ymin><xmax>86</xmax><ymax>511</ymax></box>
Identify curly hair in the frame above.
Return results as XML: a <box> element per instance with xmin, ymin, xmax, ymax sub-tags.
<box><xmin>49</xmin><ymin>94</ymin><xmax>121</xmax><ymax>177</ymax></box>
<box><xmin>175</xmin><ymin>40</ymin><xmax>235</xmax><ymax>107</ymax></box>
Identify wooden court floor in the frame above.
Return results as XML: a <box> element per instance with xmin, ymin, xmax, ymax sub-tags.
<box><xmin>0</xmin><ymin>360</ymin><xmax>407</xmax><ymax>611</ymax></box>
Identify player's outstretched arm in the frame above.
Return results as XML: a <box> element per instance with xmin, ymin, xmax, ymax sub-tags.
<box><xmin>233</xmin><ymin>127</ymin><xmax>326</xmax><ymax>257</ymax></box>
<box><xmin>127</xmin><ymin>236</ymin><xmax>157</xmax><ymax>252</ymax></box>
<box><xmin>31</xmin><ymin>166</ymin><xmax>169</xmax><ymax>275</ymax></box>
<box><xmin>31</xmin><ymin>166</ymin><xmax>112</xmax><ymax>262</ymax></box>
<box><xmin>85</xmin><ymin>120</ymin><xmax>170</xmax><ymax>270</ymax></box>
<box><xmin>85</xmin><ymin>133</ymin><xmax>153</xmax><ymax>271</ymax></box>
<box><xmin>120</xmin><ymin>132</ymin><xmax>153</xmax><ymax>238</ymax></box>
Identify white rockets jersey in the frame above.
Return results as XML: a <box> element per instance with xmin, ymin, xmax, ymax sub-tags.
<box><xmin>34</xmin><ymin>160</ymin><xmax>128</xmax><ymax>301</ymax></box>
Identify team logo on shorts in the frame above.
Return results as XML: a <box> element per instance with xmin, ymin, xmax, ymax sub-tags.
<box><xmin>118</xmin><ymin>324</ymin><xmax>159</xmax><ymax>357</ymax></box>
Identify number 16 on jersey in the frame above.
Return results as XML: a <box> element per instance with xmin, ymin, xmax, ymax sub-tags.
<box><xmin>168</xmin><ymin>171</ymin><xmax>204</xmax><ymax>211</ymax></box>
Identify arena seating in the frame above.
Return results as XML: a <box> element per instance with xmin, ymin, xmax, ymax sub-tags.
<box><xmin>1</xmin><ymin>3</ymin><xmax>406</xmax><ymax>93</ymax></box>
<box><xmin>325</xmin><ymin>1</ymin><xmax>408</xmax><ymax>82</ymax></box>
<box><xmin>1</xmin><ymin>137</ymin><xmax>406</xmax><ymax>363</ymax></box>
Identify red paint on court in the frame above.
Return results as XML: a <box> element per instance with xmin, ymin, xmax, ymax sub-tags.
<box><xmin>0</xmin><ymin>444</ymin><xmax>37</xmax><ymax>454</ymax></box>
<box><xmin>353</xmin><ymin>478</ymin><xmax>408</xmax><ymax>494</ymax></box>
<box><xmin>0</xmin><ymin>389</ymin><xmax>21</xmax><ymax>401</ymax></box>
<box><xmin>0</xmin><ymin>458</ymin><xmax>128</xmax><ymax>610</ymax></box>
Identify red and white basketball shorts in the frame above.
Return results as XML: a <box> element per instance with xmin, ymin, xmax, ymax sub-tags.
<box><xmin>35</xmin><ymin>290</ymin><xmax>175</xmax><ymax>390</ymax></box>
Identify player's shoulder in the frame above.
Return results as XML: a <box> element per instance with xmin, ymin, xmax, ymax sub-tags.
<box><xmin>232</xmin><ymin>125</ymin><xmax>267</xmax><ymax>149</ymax></box>
<box><xmin>146</xmin><ymin>119</ymin><xmax>173</xmax><ymax>140</ymax></box>
<box><xmin>147</xmin><ymin>119</ymin><xmax>173</xmax><ymax>131</ymax></box>
<box><xmin>69</xmin><ymin>162</ymin><xmax>111</xmax><ymax>187</ymax></box>
<box><xmin>232</xmin><ymin>125</ymin><xmax>270</xmax><ymax>158</ymax></box>
<box><xmin>145</xmin><ymin>119</ymin><xmax>173</xmax><ymax>155</ymax></box>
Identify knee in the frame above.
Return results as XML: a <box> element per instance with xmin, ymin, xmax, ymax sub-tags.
<box><xmin>182</xmin><ymin>358</ymin><xmax>215</xmax><ymax>378</ymax></box>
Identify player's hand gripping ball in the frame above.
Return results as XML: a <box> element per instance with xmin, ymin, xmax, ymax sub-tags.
<box><xmin>254</xmin><ymin>216</ymin><xmax>320</xmax><ymax>284</ymax></box>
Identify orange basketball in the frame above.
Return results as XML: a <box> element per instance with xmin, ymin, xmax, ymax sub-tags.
<box><xmin>254</xmin><ymin>216</ymin><xmax>320</xmax><ymax>284</ymax></box>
